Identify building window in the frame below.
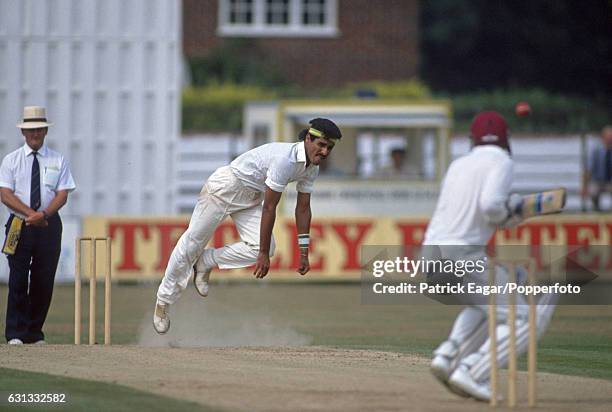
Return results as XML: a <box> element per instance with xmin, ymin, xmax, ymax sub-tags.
<box><xmin>229</xmin><ymin>0</ymin><xmax>254</xmax><ymax>24</ymax></box>
<box><xmin>302</xmin><ymin>0</ymin><xmax>325</xmax><ymax>25</ymax></box>
<box><xmin>218</xmin><ymin>0</ymin><xmax>339</xmax><ymax>37</ymax></box>
<box><xmin>266</xmin><ymin>0</ymin><xmax>289</xmax><ymax>25</ymax></box>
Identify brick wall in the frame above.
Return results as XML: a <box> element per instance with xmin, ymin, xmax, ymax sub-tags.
<box><xmin>183</xmin><ymin>0</ymin><xmax>419</xmax><ymax>88</ymax></box>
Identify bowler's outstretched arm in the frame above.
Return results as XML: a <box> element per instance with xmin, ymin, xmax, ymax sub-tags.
<box><xmin>254</xmin><ymin>187</ymin><xmax>282</xmax><ymax>278</ymax></box>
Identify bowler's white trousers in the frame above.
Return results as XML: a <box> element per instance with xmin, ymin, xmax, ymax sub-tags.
<box><xmin>157</xmin><ymin>166</ymin><xmax>275</xmax><ymax>304</ymax></box>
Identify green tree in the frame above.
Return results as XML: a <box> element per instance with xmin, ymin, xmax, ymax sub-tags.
<box><xmin>420</xmin><ymin>0</ymin><xmax>612</xmax><ymax>104</ymax></box>
<box><xmin>188</xmin><ymin>39</ymin><xmax>288</xmax><ymax>87</ymax></box>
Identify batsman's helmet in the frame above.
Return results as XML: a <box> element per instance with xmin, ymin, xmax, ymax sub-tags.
<box><xmin>470</xmin><ymin>111</ymin><xmax>510</xmax><ymax>152</ymax></box>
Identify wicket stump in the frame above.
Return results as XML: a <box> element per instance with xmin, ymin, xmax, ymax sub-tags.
<box><xmin>488</xmin><ymin>259</ymin><xmax>537</xmax><ymax>407</ymax></box>
<box><xmin>74</xmin><ymin>237</ymin><xmax>112</xmax><ymax>345</ymax></box>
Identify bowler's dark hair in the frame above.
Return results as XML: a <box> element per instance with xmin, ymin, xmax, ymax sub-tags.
<box><xmin>298</xmin><ymin>128</ymin><xmax>309</xmax><ymax>141</ymax></box>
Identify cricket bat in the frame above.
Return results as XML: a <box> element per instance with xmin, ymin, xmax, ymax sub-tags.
<box><xmin>520</xmin><ymin>188</ymin><xmax>566</xmax><ymax>218</ymax></box>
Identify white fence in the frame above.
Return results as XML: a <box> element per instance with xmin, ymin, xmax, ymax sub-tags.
<box><xmin>174</xmin><ymin>134</ymin><xmax>246</xmax><ymax>214</ymax></box>
<box><xmin>174</xmin><ymin>133</ymin><xmax>598</xmax><ymax>214</ymax></box>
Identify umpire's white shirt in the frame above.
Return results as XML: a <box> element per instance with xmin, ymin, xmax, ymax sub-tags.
<box><xmin>230</xmin><ymin>141</ymin><xmax>318</xmax><ymax>193</ymax></box>
<box><xmin>0</xmin><ymin>144</ymin><xmax>76</xmax><ymax>217</ymax></box>
<box><xmin>424</xmin><ymin>145</ymin><xmax>512</xmax><ymax>245</ymax></box>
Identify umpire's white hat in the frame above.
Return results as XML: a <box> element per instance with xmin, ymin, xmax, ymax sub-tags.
<box><xmin>17</xmin><ymin>106</ymin><xmax>53</xmax><ymax>129</ymax></box>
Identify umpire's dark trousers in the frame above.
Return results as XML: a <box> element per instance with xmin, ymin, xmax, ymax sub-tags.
<box><xmin>5</xmin><ymin>214</ymin><xmax>62</xmax><ymax>343</ymax></box>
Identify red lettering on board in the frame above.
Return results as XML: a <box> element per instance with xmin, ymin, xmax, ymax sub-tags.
<box><xmin>518</xmin><ymin>223</ymin><xmax>557</xmax><ymax>246</ymax></box>
<box><xmin>282</xmin><ymin>222</ymin><xmax>325</xmax><ymax>271</ymax></box>
<box><xmin>213</xmin><ymin>222</ymin><xmax>239</xmax><ymax>248</ymax></box>
<box><xmin>155</xmin><ymin>223</ymin><xmax>189</xmax><ymax>270</ymax></box>
<box><xmin>332</xmin><ymin>223</ymin><xmax>373</xmax><ymax>270</ymax></box>
<box><xmin>108</xmin><ymin>223</ymin><xmax>151</xmax><ymax>271</ymax></box>
<box><xmin>519</xmin><ymin>223</ymin><xmax>558</xmax><ymax>269</ymax></box>
<box><xmin>563</xmin><ymin>222</ymin><xmax>600</xmax><ymax>268</ymax></box>
<box><xmin>396</xmin><ymin>223</ymin><xmax>427</xmax><ymax>246</ymax></box>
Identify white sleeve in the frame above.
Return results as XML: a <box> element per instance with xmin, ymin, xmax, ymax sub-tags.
<box><xmin>265</xmin><ymin>156</ymin><xmax>292</xmax><ymax>193</ymax></box>
<box><xmin>0</xmin><ymin>156</ymin><xmax>15</xmax><ymax>190</ymax></box>
<box><xmin>479</xmin><ymin>158</ymin><xmax>513</xmax><ymax>225</ymax></box>
<box><xmin>56</xmin><ymin>155</ymin><xmax>76</xmax><ymax>192</ymax></box>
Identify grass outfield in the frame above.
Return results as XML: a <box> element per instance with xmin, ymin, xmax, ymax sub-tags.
<box><xmin>1</xmin><ymin>282</ymin><xmax>611</xmax><ymax>407</ymax></box>
<box><xmin>0</xmin><ymin>367</ymin><xmax>218</xmax><ymax>412</ymax></box>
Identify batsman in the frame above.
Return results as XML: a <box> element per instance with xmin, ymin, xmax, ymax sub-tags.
<box><xmin>154</xmin><ymin>118</ymin><xmax>342</xmax><ymax>334</ymax></box>
<box><xmin>424</xmin><ymin>111</ymin><xmax>561</xmax><ymax>402</ymax></box>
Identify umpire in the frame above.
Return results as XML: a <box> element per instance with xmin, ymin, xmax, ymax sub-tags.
<box><xmin>0</xmin><ymin>106</ymin><xmax>75</xmax><ymax>344</ymax></box>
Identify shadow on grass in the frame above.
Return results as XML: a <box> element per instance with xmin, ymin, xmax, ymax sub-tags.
<box><xmin>0</xmin><ymin>367</ymin><xmax>224</xmax><ymax>412</ymax></box>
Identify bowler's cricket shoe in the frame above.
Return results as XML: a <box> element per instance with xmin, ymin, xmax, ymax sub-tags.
<box><xmin>153</xmin><ymin>300</ymin><xmax>170</xmax><ymax>334</ymax></box>
<box><xmin>193</xmin><ymin>261</ymin><xmax>213</xmax><ymax>297</ymax></box>
<box><xmin>448</xmin><ymin>364</ymin><xmax>495</xmax><ymax>402</ymax></box>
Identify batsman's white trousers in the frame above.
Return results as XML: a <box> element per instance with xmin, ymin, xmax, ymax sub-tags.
<box><xmin>157</xmin><ymin>166</ymin><xmax>275</xmax><ymax>304</ymax></box>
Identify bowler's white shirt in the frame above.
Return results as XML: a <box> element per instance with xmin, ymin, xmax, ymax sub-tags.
<box><xmin>0</xmin><ymin>144</ymin><xmax>76</xmax><ymax>217</ymax></box>
<box><xmin>424</xmin><ymin>145</ymin><xmax>513</xmax><ymax>245</ymax></box>
<box><xmin>230</xmin><ymin>141</ymin><xmax>319</xmax><ymax>193</ymax></box>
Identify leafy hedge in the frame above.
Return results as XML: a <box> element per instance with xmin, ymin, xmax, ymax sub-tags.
<box><xmin>187</xmin><ymin>39</ymin><xmax>288</xmax><ymax>88</ymax></box>
<box><xmin>182</xmin><ymin>83</ymin><xmax>608</xmax><ymax>133</ymax></box>
<box><xmin>182</xmin><ymin>83</ymin><xmax>276</xmax><ymax>132</ymax></box>
<box><xmin>450</xmin><ymin>89</ymin><xmax>609</xmax><ymax>133</ymax></box>
<box><xmin>336</xmin><ymin>80</ymin><xmax>431</xmax><ymax>99</ymax></box>
<box><xmin>182</xmin><ymin>80</ymin><xmax>431</xmax><ymax>132</ymax></box>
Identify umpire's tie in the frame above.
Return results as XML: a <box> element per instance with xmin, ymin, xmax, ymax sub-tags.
<box><xmin>30</xmin><ymin>151</ymin><xmax>41</xmax><ymax>210</ymax></box>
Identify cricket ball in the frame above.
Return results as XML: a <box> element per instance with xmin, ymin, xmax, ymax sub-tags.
<box><xmin>515</xmin><ymin>101</ymin><xmax>531</xmax><ymax>117</ymax></box>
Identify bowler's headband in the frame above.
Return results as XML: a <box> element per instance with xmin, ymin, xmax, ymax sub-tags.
<box><xmin>309</xmin><ymin>127</ymin><xmax>339</xmax><ymax>140</ymax></box>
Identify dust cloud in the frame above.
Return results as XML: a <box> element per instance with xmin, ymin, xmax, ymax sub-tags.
<box><xmin>138</xmin><ymin>284</ymin><xmax>312</xmax><ymax>348</ymax></box>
